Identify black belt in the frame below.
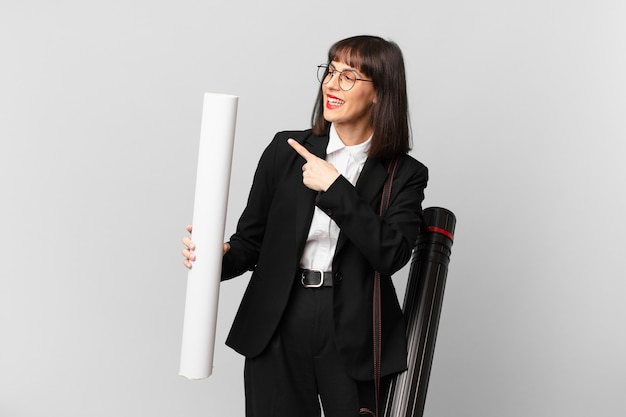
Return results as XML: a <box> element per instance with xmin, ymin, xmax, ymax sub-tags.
<box><xmin>299</xmin><ymin>269</ymin><xmax>333</xmax><ymax>288</ymax></box>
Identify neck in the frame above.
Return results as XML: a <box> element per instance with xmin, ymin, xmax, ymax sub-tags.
<box><xmin>334</xmin><ymin>123</ymin><xmax>373</xmax><ymax>146</ymax></box>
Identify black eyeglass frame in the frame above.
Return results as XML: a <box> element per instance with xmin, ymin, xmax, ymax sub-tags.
<box><xmin>316</xmin><ymin>64</ymin><xmax>373</xmax><ymax>91</ymax></box>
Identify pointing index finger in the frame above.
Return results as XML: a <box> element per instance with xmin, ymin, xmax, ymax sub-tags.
<box><xmin>287</xmin><ymin>138</ymin><xmax>315</xmax><ymax>162</ymax></box>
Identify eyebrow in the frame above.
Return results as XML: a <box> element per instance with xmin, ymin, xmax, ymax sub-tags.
<box><xmin>329</xmin><ymin>62</ymin><xmax>361</xmax><ymax>75</ymax></box>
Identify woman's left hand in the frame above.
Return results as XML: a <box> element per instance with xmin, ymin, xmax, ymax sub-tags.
<box><xmin>288</xmin><ymin>138</ymin><xmax>340</xmax><ymax>192</ymax></box>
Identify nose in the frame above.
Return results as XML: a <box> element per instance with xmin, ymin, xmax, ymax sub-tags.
<box><xmin>326</xmin><ymin>72</ymin><xmax>341</xmax><ymax>91</ymax></box>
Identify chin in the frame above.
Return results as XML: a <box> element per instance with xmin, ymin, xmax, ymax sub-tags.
<box><xmin>323</xmin><ymin>110</ymin><xmax>341</xmax><ymax>123</ymax></box>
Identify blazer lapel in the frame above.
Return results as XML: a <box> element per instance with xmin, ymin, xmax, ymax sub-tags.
<box><xmin>294</xmin><ymin>133</ymin><xmax>329</xmax><ymax>255</ymax></box>
<box><xmin>355</xmin><ymin>157</ymin><xmax>389</xmax><ymax>206</ymax></box>
<box><xmin>334</xmin><ymin>157</ymin><xmax>389</xmax><ymax>255</ymax></box>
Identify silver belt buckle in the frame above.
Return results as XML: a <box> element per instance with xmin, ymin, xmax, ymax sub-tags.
<box><xmin>301</xmin><ymin>269</ymin><xmax>325</xmax><ymax>288</ymax></box>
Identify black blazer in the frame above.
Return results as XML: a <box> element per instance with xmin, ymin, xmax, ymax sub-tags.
<box><xmin>221</xmin><ymin>129</ymin><xmax>428</xmax><ymax>380</ymax></box>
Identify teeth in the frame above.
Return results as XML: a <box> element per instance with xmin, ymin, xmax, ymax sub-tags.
<box><xmin>328</xmin><ymin>97</ymin><xmax>345</xmax><ymax>105</ymax></box>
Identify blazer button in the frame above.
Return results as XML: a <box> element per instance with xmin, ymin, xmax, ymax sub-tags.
<box><xmin>325</xmin><ymin>208</ymin><xmax>333</xmax><ymax>216</ymax></box>
<box><xmin>333</xmin><ymin>272</ymin><xmax>343</xmax><ymax>282</ymax></box>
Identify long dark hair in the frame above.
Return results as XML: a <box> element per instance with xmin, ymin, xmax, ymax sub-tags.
<box><xmin>311</xmin><ymin>35</ymin><xmax>411</xmax><ymax>159</ymax></box>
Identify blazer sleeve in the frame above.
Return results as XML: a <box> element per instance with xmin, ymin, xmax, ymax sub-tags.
<box><xmin>220</xmin><ymin>135</ymin><xmax>279</xmax><ymax>280</ymax></box>
<box><xmin>316</xmin><ymin>156</ymin><xmax>428</xmax><ymax>276</ymax></box>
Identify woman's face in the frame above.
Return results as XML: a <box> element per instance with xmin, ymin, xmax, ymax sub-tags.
<box><xmin>322</xmin><ymin>60</ymin><xmax>377</xmax><ymax>137</ymax></box>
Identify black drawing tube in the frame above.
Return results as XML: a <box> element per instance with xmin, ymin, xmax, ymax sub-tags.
<box><xmin>383</xmin><ymin>207</ymin><xmax>456</xmax><ymax>417</ymax></box>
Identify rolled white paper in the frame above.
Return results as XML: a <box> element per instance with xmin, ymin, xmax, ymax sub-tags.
<box><xmin>179</xmin><ymin>92</ymin><xmax>238</xmax><ymax>379</ymax></box>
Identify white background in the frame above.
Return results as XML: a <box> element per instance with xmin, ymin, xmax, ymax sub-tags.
<box><xmin>1</xmin><ymin>1</ymin><xmax>624</xmax><ymax>416</ymax></box>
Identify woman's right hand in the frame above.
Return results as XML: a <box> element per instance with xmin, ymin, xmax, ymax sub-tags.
<box><xmin>181</xmin><ymin>225</ymin><xmax>231</xmax><ymax>269</ymax></box>
<box><xmin>182</xmin><ymin>225</ymin><xmax>196</xmax><ymax>269</ymax></box>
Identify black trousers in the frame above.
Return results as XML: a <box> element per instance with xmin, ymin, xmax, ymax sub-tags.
<box><xmin>244</xmin><ymin>283</ymin><xmax>386</xmax><ymax>417</ymax></box>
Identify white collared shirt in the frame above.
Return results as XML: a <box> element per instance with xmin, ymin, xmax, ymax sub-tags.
<box><xmin>299</xmin><ymin>124</ymin><xmax>371</xmax><ymax>271</ymax></box>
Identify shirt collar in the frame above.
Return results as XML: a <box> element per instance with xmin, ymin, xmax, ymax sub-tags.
<box><xmin>327</xmin><ymin>123</ymin><xmax>371</xmax><ymax>164</ymax></box>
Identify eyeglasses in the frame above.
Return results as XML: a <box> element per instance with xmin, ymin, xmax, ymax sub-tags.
<box><xmin>316</xmin><ymin>64</ymin><xmax>373</xmax><ymax>91</ymax></box>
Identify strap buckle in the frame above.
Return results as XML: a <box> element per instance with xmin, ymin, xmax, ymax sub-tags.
<box><xmin>301</xmin><ymin>269</ymin><xmax>325</xmax><ymax>288</ymax></box>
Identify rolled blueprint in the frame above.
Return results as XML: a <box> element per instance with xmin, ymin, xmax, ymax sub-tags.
<box><xmin>383</xmin><ymin>207</ymin><xmax>456</xmax><ymax>417</ymax></box>
<box><xmin>179</xmin><ymin>93</ymin><xmax>238</xmax><ymax>379</ymax></box>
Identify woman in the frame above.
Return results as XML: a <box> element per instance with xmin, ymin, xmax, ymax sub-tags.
<box><xmin>182</xmin><ymin>35</ymin><xmax>428</xmax><ymax>417</ymax></box>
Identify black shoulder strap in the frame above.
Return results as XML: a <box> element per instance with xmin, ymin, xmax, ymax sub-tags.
<box><xmin>360</xmin><ymin>156</ymin><xmax>399</xmax><ymax>417</ymax></box>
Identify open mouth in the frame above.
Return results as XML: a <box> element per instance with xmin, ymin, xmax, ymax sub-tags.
<box><xmin>326</xmin><ymin>95</ymin><xmax>345</xmax><ymax>109</ymax></box>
